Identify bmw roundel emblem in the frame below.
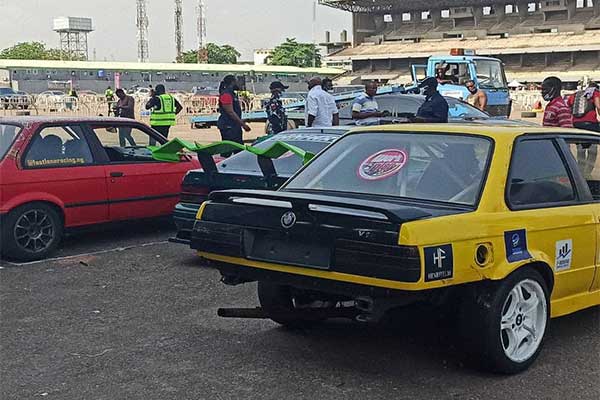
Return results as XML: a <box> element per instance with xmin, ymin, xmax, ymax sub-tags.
<box><xmin>281</xmin><ymin>211</ymin><xmax>297</xmax><ymax>229</ymax></box>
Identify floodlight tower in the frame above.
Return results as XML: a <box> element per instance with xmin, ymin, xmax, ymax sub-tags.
<box><xmin>52</xmin><ymin>17</ymin><xmax>93</xmax><ymax>60</ymax></box>
<box><xmin>196</xmin><ymin>0</ymin><xmax>207</xmax><ymax>62</ymax></box>
<box><xmin>136</xmin><ymin>0</ymin><xmax>149</xmax><ymax>63</ymax></box>
<box><xmin>175</xmin><ymin>0</ymin><xmax>184</xmax><ymax>59</ymax></box>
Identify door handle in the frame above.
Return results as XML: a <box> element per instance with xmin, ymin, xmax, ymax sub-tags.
<box><xmin>110</xmin><ymin>171</ymin><xmax>124</xmax><ymax>178</ymax></box>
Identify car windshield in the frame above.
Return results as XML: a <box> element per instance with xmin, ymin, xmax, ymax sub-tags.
<box><xmin>219</xmin><ymin>130</ymin><xmax>342</xmax><ymax>176</ymax></box>
<box><xmin>0</xmin><ymin>123</ymin><xmax>22</xmax><ymax>160</ymax></box>
<box><xmin>285</xmin><ymin>132</ymin><xmax>492</xmax><ymax>206</ymax></box>
<box><xmin>474</xmin><ymin>60</ymin><xmax>507</xmax><ymax>90</ymax></box>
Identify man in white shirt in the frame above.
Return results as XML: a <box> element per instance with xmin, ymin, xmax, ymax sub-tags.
<box><xmin>305</xmin><ymin>77</ymin><xmax>339</xmax><ymax>127</ymax></box>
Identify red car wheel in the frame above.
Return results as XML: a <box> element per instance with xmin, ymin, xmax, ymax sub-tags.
<box><xmin>2</xmin><ymin>203</ymin><xmax>64</xmax><ymax>261</ymax></box>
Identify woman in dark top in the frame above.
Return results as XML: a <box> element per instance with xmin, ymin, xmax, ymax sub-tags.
<box><xmin>217</xmin><ymin>75</ymin><xmax>251</xmax><ymax>156</ymax></box>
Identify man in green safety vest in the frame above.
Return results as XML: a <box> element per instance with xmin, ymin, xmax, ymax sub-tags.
<box><xmin>105</xmin><ymin>86</ymin><xmax>115</xmax><ymax>116</ymax></box>
<box><xmin>145</xmin><ymin>84</ymin><xmax>183</xmax><ymax>142</ymax></box>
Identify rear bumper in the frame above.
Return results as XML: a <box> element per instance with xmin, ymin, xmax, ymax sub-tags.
<box><xmin>170</xmin><ymin>202</ymin><xmax>201</xmax><ymax>245</ymax></box>
<box><xmin>192</xmin><ymin>219</ymin><xmax>422</xmax><ymax>291</ymax></box>
<box><xmin>200</xmin><ymin>254</ymin><xmax>432</xmax><ymax>300</ymax></box>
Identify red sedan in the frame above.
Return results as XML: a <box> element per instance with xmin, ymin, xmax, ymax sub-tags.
<box><xmin>0</xmin><ymin>117</ymin><xmax>199</xmax><ymax>261</ymax></box>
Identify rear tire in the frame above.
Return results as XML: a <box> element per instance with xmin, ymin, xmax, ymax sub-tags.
<box><xmin>1</xmin><ymin>203</ymin><xmax>63</xmax><ymax>261</ymax></box>
<box><xmin>459</xmin><ymin>268</ymin><xmax>550</xmax><ymax>374</ymax></box>
<box><xmin>257</xmin><ymin>281</ymin><xmax>322</xmax><ymax>329</ymax></box>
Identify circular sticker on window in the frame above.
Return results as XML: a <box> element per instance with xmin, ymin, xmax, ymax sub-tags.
<box><xmin>357</xmin><ymin>149</ymin><xmax>408</xmax><ymax>181</ymax></box>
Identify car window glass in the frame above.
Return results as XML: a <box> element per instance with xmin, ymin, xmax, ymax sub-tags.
<box><xmin>339</xmin><ymin>96</ymin><xmax>488</xmax><ymax>120</ymax></box>
<box><xmin>0</xmin><ymin>123</ymin><xmax>22</xmax><ymax>160</ymax></box>
<box><xmin>90</xmin><ymin>125</ymin><xmax>158</xmax><ymax>163</ymax></box>
<box><xmin>446</xmin><ymin>98</ymin><xmax>489</xmax><ymax>119</ymax></box>
<box><xmin>285</xmin><ymin>132</ymin><xmax>491</xmax><ymax>206</ymax></box>
<box><xmin>220</xmin><ymin>132</ymin><xmax>340</xmax><ymax>176</ymax></box>
<box><xmin>24</xmin><ymin>125</ymin><xmax>93</xmax><ymax>168</ymax></box>
<box><xmin>508</xmin><ymin>139</ymin><xmax>575</xmax><ymax>206</ymax></box>
<box><xmin>566</xmin><ymin>139</ymin><xmax>600</xmax><ymax>200</ymax></box>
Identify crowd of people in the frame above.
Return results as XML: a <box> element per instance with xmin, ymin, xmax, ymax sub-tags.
<box><xmin>213</xmin><ymin>72</ymin><xmax>456</xmax><ymax>150</ymax></box>
<box><xmin>101</xmin><ymin>73</ymin><xmax>600</xmax><ymax>161</ymax></box>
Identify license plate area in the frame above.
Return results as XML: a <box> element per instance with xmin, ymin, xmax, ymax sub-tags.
<box><xmin>243</xmin><ymin>229</ymin><xmax>331</xmax><ymax>270</ymax></box>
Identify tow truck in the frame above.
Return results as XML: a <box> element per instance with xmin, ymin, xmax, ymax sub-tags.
<box><xmin>411</xmin><ymin>49</ymin><xmax>512</xmax><ymax>117</ymax></box>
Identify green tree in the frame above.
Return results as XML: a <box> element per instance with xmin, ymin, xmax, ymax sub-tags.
<box><xmin>206</xmin><ymin>43</ymin><xmax>240</xmax><ymax>64</ymax></box>
<box><xmin>0</xmin><ymin>41</ymin><xmax>85</xmax><ymax>60</ymax></box>
<box><xmin>176</xmin><ymin>43</ymin><xmax>241</xmax><ymax>64</ymax></box>
<box><xmin>44</xmin><ymin>48</ymin><xmax>86</xmax><ymax>61</ymax></box>
<box><xmin>0</xmin><ymin>42</ymin><xmax>47</xmax><ymax>59</ymax></box>
<box><xmin>269</xmin><ymin>38</ymin><xmax>321</xmax><ymax>68</ymax></box>
<box><xmin>177</xmin><ymin>49</ymin><xmax>199</xmax><ymax>63</ymax></box>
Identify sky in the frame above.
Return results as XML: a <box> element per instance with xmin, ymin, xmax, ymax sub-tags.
<box><xmin>0</xmin><ymin>0</ymin><xmax>352</xmax><ymax>62</ymax></box>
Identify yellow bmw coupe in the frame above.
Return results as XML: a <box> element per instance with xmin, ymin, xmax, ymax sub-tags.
<box><xmin>191</xmin><ymin>124</ymin><xmax>600</xmax><ymax>374</ymax></box>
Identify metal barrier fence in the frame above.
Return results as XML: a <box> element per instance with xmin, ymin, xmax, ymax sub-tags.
<box><xmin>510</xmin><ymin>90</ymin><xmax>544</xmax><ymax>111</ymax></box>
<box><xmin>0</xmin><ymin>93</ymin><xmax>260</xmax><ymax>125</ymax></box>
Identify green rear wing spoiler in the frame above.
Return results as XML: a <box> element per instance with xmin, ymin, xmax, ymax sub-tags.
<box><xmin>148</xmin><ymin>138</ymin><xmax>315</xmax><ymax>185</ymax></box>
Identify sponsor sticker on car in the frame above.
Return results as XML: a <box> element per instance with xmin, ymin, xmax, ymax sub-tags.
<box><xmin>504</xmin><ymin>229</ymin><xmax>531</xmax><ymax>263</ymax></box>
<box><xmin>357</xmin><ymin>149</ymin><xmax>408</xmax><ymax>181</ymax></box>
<box><xmin>555</xmin><ymin>239</ymin><xmax>572</xmax><ymax>271</ymax></box>
<box><xmin>424</xmin><ymin>244</ymin><xmax>453</xmax><ymax>282</ymax></box>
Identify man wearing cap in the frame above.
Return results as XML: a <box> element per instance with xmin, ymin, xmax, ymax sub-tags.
<box><xmin>412</xmin><ymin>77</ymin><xmax>449</xmax><ymax>123</ymax></box>
<box><xmin>265</xmin><ymin>81</ymin><xmax>289</xmax><ymax>134</ymax></box>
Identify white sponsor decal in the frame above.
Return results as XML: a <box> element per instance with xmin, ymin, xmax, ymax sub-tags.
<box><xmin>357</xmin><ymin>149</ymin><xmax>408</xmax><ymax>181</ymax></box>
<box><xmin>555</xmin><ymin>239</ymin><xmax>572</xmax><ymax>272</ymax></box>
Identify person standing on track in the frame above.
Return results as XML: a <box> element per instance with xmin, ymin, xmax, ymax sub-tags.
<box><xmin>217</xmin><ymin>75</ymin><xmax>251</xmax><ymax>156</ymax></box>
<box><xmin>265</xmin><ymin>81</ymin><xmax>289</xmax><ymax>135</ymax></box>
<box><xmin>465</xmin><ymin>80</ymin><xmax>488</xmax><ymax>112</ymax></box>
<box><xmin>114</xmin><ymin>88</ymin><xmax>137</xmax><ymax>146</ymax></box>
<box><xmin>567</xmin><ymin>82</ymin><xmax>600</xmax><ymax>176</ymax></box>
<box><xmin>145</xmin><ymin>84</ymin><xmax>182</xmax><ymax>141</ymax></box>
<box><xmin>306</xmin><ymin>77</ymin><xmax>339</xmax><ymax>127</ymax></box>
<box><xmin>352</xmin><ymin>81</ymin><xmax>386</xmax><ymax>120</ymax></box>
<box><xmin>412</xmin><ymin>77</ymin><xmax>449</xmax><ymax>123</ymax></box>
<box><xmin>541</xmin><ymin>77</ymin><xmax>573</xmax><ymax>128</ymax></box>
<box><xmin>105</xmin><ymin>86</ymin><xmax>115</xmax><ymax>116</ymax></box>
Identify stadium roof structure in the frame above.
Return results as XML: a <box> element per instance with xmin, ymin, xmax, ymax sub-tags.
<box><xmin>0</xmin><ymin>59</ymin><xmax>343</xmax><ymax>75</ymax></box>
<box><xmin>320</xmin><ymin>0</ymin><xmax>518</xmax><ymax>13</ymax></box>
<box><xmin>329</xmin><ymin>31</ymin><xmax>600</xmax><ymax>59</ymax></box>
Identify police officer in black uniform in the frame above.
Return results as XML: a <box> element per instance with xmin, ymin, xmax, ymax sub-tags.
<box><xmin>265</xmin><ymin>81</ymin><xmax>289</xmax><ymax>134</ymax></box>
<box><xmin>217</xmin><ymin>75</ymin><xmax>251</xmax><ymax>154</ymax></box>
<box><xmin>412</xmin><ymin>77</ymin><xmax>449</xmax><ymax>123</ymax></box>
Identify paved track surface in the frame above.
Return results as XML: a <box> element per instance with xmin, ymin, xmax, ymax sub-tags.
<box><xmin>1</xmin><ymin>222</ymin><xmax>598</xmax><ymax>399</ymax></box>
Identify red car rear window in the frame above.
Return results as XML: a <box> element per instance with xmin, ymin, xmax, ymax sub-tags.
<box><xmin>0</xmin><ymin>123</ymin><xmax>22</xmax><ymax>161</ymax></box>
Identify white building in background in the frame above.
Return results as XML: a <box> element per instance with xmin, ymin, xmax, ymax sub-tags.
<box><xmin>253</xmin><ymin>49</ymin><xmax>273</xmax><ymax>66</ymax></box>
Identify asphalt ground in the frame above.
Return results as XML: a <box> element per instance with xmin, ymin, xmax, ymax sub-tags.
<box><xmin>0</xmin><ymin>221</ymin><xmax>598</xmax><ymax>399</ymax></box>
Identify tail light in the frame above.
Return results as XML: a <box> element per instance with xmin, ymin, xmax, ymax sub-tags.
<box><xmin>180</xmin><ymin>185</ymin><xmax>209</xmax><ymax>204</ymax></box>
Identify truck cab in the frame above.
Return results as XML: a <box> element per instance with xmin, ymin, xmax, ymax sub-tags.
<box><xmin>412</xmin><ymin>50</ymin><xmax>511</xmax><ymax>117</ymax></box>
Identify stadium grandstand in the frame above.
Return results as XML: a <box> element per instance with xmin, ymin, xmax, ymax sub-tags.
<box><xmin>320</xmin><ymin>0</ymin><xmax>600</xmax><ymax>85</ymax></box>
<box><xmin>0</xmin><ymin>59</ymin><xmax>342</xmax><ymax>94</ymax></box>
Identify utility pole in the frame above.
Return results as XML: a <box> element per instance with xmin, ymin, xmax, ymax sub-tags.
<box><xmin>136</xmin><ymin>0</ymin><xmax>149</xmax><ymax>63</ymax></box>
<box><xmin>196</xmin><ymin>0</ymin><xmax>207</xmax><ymax>63</ymax></box>
<box><xmin>175</xmin><ymin>0</ymin><xmax>184</xmax><ymax>60</ymax></box>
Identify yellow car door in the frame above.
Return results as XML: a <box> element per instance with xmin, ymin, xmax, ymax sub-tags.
<box><xmin>506</xmin><ymin>136</ymin><xmax>597</xmax><ymax>310</ymax></box>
